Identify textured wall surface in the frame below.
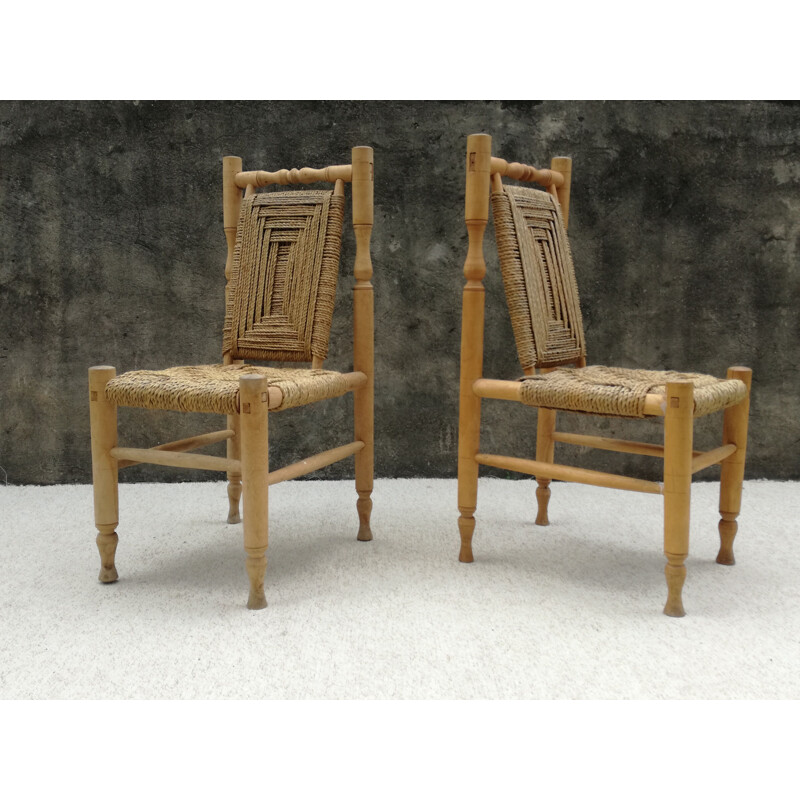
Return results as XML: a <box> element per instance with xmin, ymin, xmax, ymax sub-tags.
<box><xmin>1</xmin><ymin>100</ymin><xmax>798</xmax><ymax>484</ymax></box>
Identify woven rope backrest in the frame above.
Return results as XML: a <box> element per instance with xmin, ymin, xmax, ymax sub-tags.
<box><xmin>491</xmin><ymin>185</ymin><xmax>586</xmax><ymax>370</ymax></box>
<box><xmin>223</xmin><ymin>190</ymin><xmax>345</xmax><ymax>362</ymax></box>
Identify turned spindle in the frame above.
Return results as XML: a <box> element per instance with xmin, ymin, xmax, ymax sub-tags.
<box><xmin>535</xmin><ymin>405</ymin><xmax>556</xmax><ymax>526</ymax></box>
<box><xmin>226</xmin><ymin>403</ymin><xmax>242</xmax><ymax>524</ymax></box>
<box><xmin>239</xmin><ymin>374</ymin><xmax>270</xmax><ymax>610</ymax></box>
<box><xmin>89</xmin><ymin>366</ymin><xmax>120</xmax><ymax>584</ymax></box>
<box><xmin>457</xmin><ymin>134</ymin><xmax>492</xmax><ymax>562</ymax></box>
<box><xmin>717</xmin><ymin>366</ymin><xmax>752</xmax><ymax>566</ymax></box>
<box><xmin>223</xmin><ymin>156</ymin><xmax>244</xmax><ymax>525</ymax></box>
<box><xmin>353</xmin><ymin>145</ymin><xmax>375</xmax><ymax>543</ymax></box>
<box><xmin>663</xmin><ymin>381</ymin><xmax>694</xmax><ymax>617</ymax></box>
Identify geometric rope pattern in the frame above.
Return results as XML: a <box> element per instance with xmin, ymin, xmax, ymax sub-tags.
<box><xmin>223</xmin><ymin>190</ymin><xmax>345</xmax><ymax>362</ymax></box>
<box><xmin>492</xmin><ymin>186</ymin><xmax>586</xmax><ymax>370</ymax></box>
<box><xmin>519</xmin><ymin>365</ymin><xmax>747</xmax><ymax>419</ymax></box>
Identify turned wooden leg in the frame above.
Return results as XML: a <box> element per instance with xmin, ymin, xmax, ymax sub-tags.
<box><xmin>457</xmin><ymin>359</ymin><xmax>482</xmax><ymax>564</ymax></box>
<box><xmin>457</xmin><ymin>512</ymin><xmax>476</xmax><ymax>563</ymax></box>
<box><xmin>457</xmin><ymin>134</ymin><xmax>490</xmax><ymax>564</ymax></box>
<box><xmin>356</xmin><ymin>491</ymin><xmax>373</xmax><ymax>542</ymax></box>
<box><xmin>89</xmin><ymin>366</ymin><xmax>120</xmax><ymax>584</ymax></box>
<box><xmin>352</xmin><ymin>147</ymin><xmax>374</xmax><ymax>543</ymax></box>
<box><xmin>457</xmin><ymin>293</ymin><xmax>482</xmax><ymax>564</ymax></box>
<box><xmin>663</xmin><ymin>381</ymin><xmax>694</xmax><ymax>617</ymax></box>
<box><xmin>535</xmin><ymin>407</ymin><xmax>556</xmax><ymax>525</ymax></box>
<box><xmin>353</xmin><ymin>318</ymin><xmax>373</xmax><ymax>543</ymax></box>
<box><xmin>717</xmin><ymin>367</ymin><xmax>752</xmax><ymax>566</ymax></box>
<box><xmin>664</xmin><ymin>556</ymin><xmax>687</xmax><ymax>618</ymax></box>
<box><xmin>239</xmin><ymin>375</ymin><xmax>270</xmax><ymax>610</ymax></box>
<box><xmin>226</xmin><ymin>412</ymin><xmax>242</xmax><ymax>524</ymax></box>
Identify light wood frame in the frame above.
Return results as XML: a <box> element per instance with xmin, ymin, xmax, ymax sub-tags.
<box><xmin>89</xmin><ymin>147</ymin><xmax>374</xmax><ymax>609</ymax></box>
<box><xmin>457</xmin><ymin>133</ymin><xmax>752</xmax><ymax>617</ymax></box>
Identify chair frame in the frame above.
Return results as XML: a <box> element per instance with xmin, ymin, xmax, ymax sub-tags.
<box><xmin>456</xmin><ymin>133</ymin><xmax>751</xmax><ymax>617</ymax></box>
<box><xmin>89</xmin><ymin>146</ymin><xmax>374</xmax><ymax>609</ymax></box>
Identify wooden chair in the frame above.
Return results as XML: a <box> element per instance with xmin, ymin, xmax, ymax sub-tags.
<box><xmin>89</xmin><ymin>146</ymin><xmax>375</xmax><ymax>609</ymax></box>
<box><xmin>457</xmin><ymin>133</ymin><xmax>752</xmax><ymax>617</ymax></box>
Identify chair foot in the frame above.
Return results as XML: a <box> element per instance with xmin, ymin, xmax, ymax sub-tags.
<box><xmin>458</xmin><ymin>514</ymin><xmax>475</xmax><ymax>562</ymax></box>
<box><xmin>96</xmin><ymin>529</ymin><xmax>119</xmax><ymax>584</ymax></box>
<box><xmin>227</xmin><ymin>477</ymin><xmax>242</xmax><ymax>524</ymax></box>
<box><xmin>356</xmin><ymin>491</ymin><xmax>373</xmax><ymax>541</ymax></box>
<box><xmin>245</xmin><ymin>554</ymin><xmax>267</xmax><ymax>610</ymax></box>
<box><xmin>716</xmin><ymin>513</ymin><xmax>737</xmax><ymax>565</ymax></box>
<box><xmin>535</xmin><ymin>479</ymin><xmax>551</xmax><ymax>526</ymax></box>
<box><xmin>663</xmin><ymin>558</ymin><xmax>686</xmax><ymax>617</ymax></box>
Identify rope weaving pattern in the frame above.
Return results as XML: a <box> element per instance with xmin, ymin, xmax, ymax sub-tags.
<box><xmin>223</xmin><ymin>190</ymin><xmax>344</xmax><ymax>362</ymax></box>
<box><xmin>519</xmin><ymin>366</ymin><xmax>747</xmax><ymax>418</ymax></box>
<box><xmin>492</xmin><ymin>186</ymin><xmax>586</xmax><ymax>370</ymax></box>
<box><xmin>105</xmin><ymin>364</ymin><xmax>354</xmax><ymax>415</ymax></box>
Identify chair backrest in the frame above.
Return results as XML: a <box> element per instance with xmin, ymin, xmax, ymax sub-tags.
<box><xmin>462</xmin><ymin>133</ymin><xmax>585</xmax><ymax>375</ymax></box>
<box><xmin>223</xmin><ymin>189</ymin><xmax>344</xmax><ymax>362</ymax></box>
<box><xmin>492</xmin><ymin>184</ymin><xmax>586</xmax><ymax>370</ymax></box>
<box><xmin>220</xmin><ymin>149</ymin><xmax>374</xmax><ymax>366</ymax></box>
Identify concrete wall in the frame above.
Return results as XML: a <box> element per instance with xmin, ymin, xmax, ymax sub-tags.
<box><xmin>1</xmin><ymin>101</ymin><xmax>798</xmax><ymax>484</ymax></box>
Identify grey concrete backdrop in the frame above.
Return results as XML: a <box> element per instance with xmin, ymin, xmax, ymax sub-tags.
<box><xmin>1</xmin><ymin>101</ymin><xmax>798</xmax><ymax>485</ymax></box>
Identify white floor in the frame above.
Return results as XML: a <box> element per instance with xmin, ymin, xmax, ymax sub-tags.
<box><xmin>1</xmin><ymin>478</ymin><xmax>797</xmax><ymax>699</ymax></box>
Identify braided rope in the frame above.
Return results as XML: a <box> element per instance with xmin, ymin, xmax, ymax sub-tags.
<box><xmin>222</xmin><ymin>190</ymin><xmax>344</xmax><ymax>362</ymax></box>
<box><xmin>105</xmin><ymin>364</ymin><xmax>353</xmax><ymax>415</ymax></box>
<box><xmin>519</xmin><ymin>366</ymin><xmax>747</xmax><ymax>418</ymax></box>
<box><xmin>492</xmin><ymin>186</ymin><xmax>586</xmax><ymax>370</ymax></box>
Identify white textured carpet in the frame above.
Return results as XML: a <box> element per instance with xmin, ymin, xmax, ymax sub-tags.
<box><xmin>1</xmin><ymin>478</ymin><xmax>797</xmax><ymax>699</ymax></box>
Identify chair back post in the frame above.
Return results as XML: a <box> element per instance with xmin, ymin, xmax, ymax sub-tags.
<box><xmin>550</xmin><ymin>156</ymin><xmax>572</xmax><ymax>229</ymax></box>
<box><xmin>222</xmin><ymin>155</ymin><xmax>243</xmax><ymax>367</ymax></box>
<box><xmin>460</xmin><ymin>132</ymin><xmax>491</xmax><ymax>381</ymax></box>
<box><xmin>457</xmin><ymin>133</ymin><xmax>492</xmax><ymax>557</ymax></box>
<box><xmin>352</xmin><ymin>146</ymin><xmax>374</xmax><ymax>528</ymax></box>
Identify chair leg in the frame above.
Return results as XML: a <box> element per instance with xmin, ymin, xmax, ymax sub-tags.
<box><xmin>89</xmin><ymin>366</ymin><xmax>119</xmax><ymax>584</ymax></box>
<box><xmin>354</xmin><ymin>386</ymin><xmax>374</xmax><ymax>542</ymax></box>
<box><xmin>717</xmin><ymin>367</ymin><xmax>752</xmax><ymax>565</ymax></box>
<box><xmin>663</xmin><ymin>381</ymin><xmax>694</xmax><ymax>617</ymax></box>
<box><xmin>535</xmin><ymin>408</ymin><xmax>556</xmax><ymax>525</ymax></box>
<box><xmin>239</xmin><ymin>375</ymin><xmax>270</xmax><ymax>610</ymax></box>
<box><xmin>226</xmin><ymin>412</ymin><xmax>242</xmax><ymax>524</ymax></box>
<box><xmin>457</xmin><ymin>395</ymin><xmax>482</xmax><ymax>563</ymax></box>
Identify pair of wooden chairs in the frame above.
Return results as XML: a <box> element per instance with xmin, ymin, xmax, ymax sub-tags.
<box><xmin>89</xmin><ymin>136</ymin><xmax>751</xmax><ymax>617</ymax></box>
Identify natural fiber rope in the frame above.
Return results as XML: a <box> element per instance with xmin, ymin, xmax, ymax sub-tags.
<box><xmin>222</xmin><ymin>190</ymin><xmax>344</xmax><ymax>363</ymax></box>
<box><xmin>492</xmin><ymin>186</ymin><xmax>586</xmax><ymax>370</ymax></box>
<box><xmin>105</xmin><ymin>364</ymin><xmax>353</xmax><ymax>415</ymax></box>
<box><xmin>519</xmin><ymin>366</ymin><xmax>747</xmax><ymax>418</ymax></box>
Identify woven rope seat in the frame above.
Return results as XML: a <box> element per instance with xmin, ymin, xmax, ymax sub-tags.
<box><xmin>105</xmin><ymin>364</ymin><xmax>353</xmax><ymax>415</ymax></box>
<box><xmin>519</xmin><ymin>365</ymin><xmax>747</xmax><ymax>419</ymax></box>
